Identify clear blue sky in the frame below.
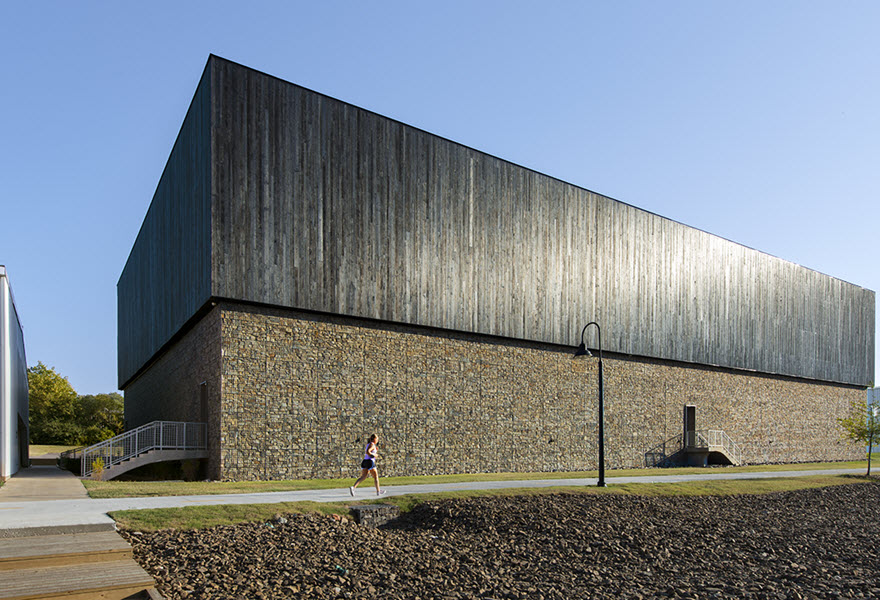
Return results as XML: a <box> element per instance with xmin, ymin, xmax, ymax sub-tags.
<box><xmin>1</xmin><ymin>1</ymin><xmax>877</xmax><ymax>394</ymax></box>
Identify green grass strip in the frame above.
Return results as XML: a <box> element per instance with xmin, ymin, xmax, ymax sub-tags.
<box><xmin>29</xmin><ymin>444</ymin><xmax>78</xmax><ymax>456</ymax></box>
<box><xmin>109</xmin><ymin>474</ymin><xmax>873</xmax><ymax>532</ymax></box>
<box><xmin>85</xmin><ymin>459</ymin><xmax>872</xmax><ymax>499</ymax></box>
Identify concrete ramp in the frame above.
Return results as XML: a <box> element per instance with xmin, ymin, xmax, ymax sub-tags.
<box><xmin>98</xmin><ymin>449</ymin><xmax>208</xmax><ymax>481</ymax></box>
<box><xmin>0</xmin><ymin>466</ymin><xmax>88</xmax><ymax>503</ymax></box>
<box><xmin>77</xmin><ymin>421</ymin><xmax>208</xmax><ymax>480</ymax></box>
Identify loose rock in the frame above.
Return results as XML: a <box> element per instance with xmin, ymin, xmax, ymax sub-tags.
<box><xmin>123</xmin><ymin>482</ymin><xmax>880</xmax><ymax>599</ymax></box>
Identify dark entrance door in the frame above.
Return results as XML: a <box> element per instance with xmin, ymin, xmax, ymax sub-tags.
<box><xmin>683</xmin><ymin>405</ymin><xmax>696</xmax><ymax>447</ymax></box>
<box><xmin>17</xmin><ymin>415</ymin><xmax>28</xmax><ymax>468</ymax></box>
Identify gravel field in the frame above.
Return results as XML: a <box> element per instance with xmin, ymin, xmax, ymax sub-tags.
<box><xmin>124</xmin><ymin>481</ymin><xmax>880</xmax><ymax>599</ymax></box>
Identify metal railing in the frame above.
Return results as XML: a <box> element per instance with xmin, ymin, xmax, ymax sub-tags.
<box><xmin>59</xmin><ymin>446</ymin><xmax>86</xmax><ymax>475</ymax></box>
<box><xmin>686</xmin><ymin>429</ymin><xmax>742</xmax><ymax>465</ymax></box>
<box><xmin>81</xmin><ymin>421</ymin><xmax>206</xmax><ymax>478</ymax></box>
<box><xmin>644</xmin><ymin>434</ymin><xmax>684</xmax><ymax>467</ymax></box>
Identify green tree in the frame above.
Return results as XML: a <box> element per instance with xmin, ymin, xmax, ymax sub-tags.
<box><xmin>838</xmin><ymin>394</ymin><xmax>880</xmax><ymax>477</ymax></box>
<box><xmin>75</xmin><ymin>393</ymin><xmax>124</xmax><ymax>445</ymax></box>
<box><xmin>27</xmin><ymin>362</ymin><xmax>79</xmax><ymax>444</ymax></box>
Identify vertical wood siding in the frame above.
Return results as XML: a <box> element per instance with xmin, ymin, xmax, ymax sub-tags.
<box><xmin>208</xmin><ymin>57</ymin><xmax>874</xmax><ymax>386</ymax></box>
<box><xmin>119</xmin><ymin>56</ymin><xmax>875</xmax><ymax>388</ymax></box>
<box><xmin>117</xmin><ymin>65</ymin><xmax>212</xmax><ymax>386</ymax></box>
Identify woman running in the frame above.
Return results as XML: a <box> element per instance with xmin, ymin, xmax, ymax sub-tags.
<box><xmin>350</xmin><ymin>433</ymin><xmax>385</xmax><ymax>496</ymax></box>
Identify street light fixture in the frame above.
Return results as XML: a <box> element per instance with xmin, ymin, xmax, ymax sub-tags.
<box><xmin>574</xmin><ymin>322</ymin><xmax>606</xmax><ymax>487</ymax></box>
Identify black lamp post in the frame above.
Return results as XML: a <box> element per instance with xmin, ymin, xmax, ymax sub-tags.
<box><xmin>574</xmin><ymin>322</ymin><xmax>606</xmax><ymax>487</ymax></box>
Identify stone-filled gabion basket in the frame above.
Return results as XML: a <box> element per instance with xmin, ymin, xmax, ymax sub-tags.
<box><xmin>349</xmin><ymin>504</ymin><xmax>400</xmax><ymax>528</ymax></box>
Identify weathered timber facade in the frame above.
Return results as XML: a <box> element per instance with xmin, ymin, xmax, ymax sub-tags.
<box><xmin>117</xmin><ymin>70</ymin><xmax>212</xmax><ymax>386</ymax></box>
<box><xmin>119</xmin><ymin>56</ymin><xmax>875</xmax><ymax>480</ymax></box>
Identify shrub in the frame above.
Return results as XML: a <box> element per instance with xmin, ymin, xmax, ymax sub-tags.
<box><xmin>91</xmin><ymin>457</ymin><xmax>105</xmax><ymax>480</ymax></box>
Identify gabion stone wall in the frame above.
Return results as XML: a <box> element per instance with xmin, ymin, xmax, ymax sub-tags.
<box><xmin>122</xmin><ymin>308</ymin><xmax>223</xmax><ymax>477</ymax></box>
<box><xmin>350</xmin><ymin>504</ymin><xmax>400</xmax><ymax>528</ymax></box>
<box><xmin>216</xmin><ymin>303</ymin><xmax>863</xmax><ymax>481</ymax></box>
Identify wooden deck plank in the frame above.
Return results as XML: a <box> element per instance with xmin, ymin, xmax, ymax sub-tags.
<box><xmin>0</xmin><ymin>532</ymin><xmax>130</xmax><ymax>559</ymax></box>
<box><xmin>1</xmin><ymin>587</ymin><xmax>156</xmax><ymax>600</ymax></box>
<box><xmin>0</xmin><ymin>549</ymin><xmax>133</xmax><ymax>571</ymax></box>
<box><xmin>0</xmin><ymin>532</ymin><xmax>132</xmax><ymax>569</ymax></box>
<box><xmin>0</xmin><ymin>559</ymin><xmax>155</xmax><ymax>600</ymax></box>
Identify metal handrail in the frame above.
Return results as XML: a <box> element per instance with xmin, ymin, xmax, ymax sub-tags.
<box><xmin>59</xmin><ymin>446</ymin><xmax>86</xmax><ymax>474</ymax></box>
<box><xmin>644</xmin><ymin>433</ymin><xmax>684</xmax><ymax>467</ymax></box>
<box><xmin>686</xmin><ymin>429</ymin><xmax>742</xmax><ymax>465</ymax></box>
<box><xmin>81</xmin><ymin>421</ymin><xmax>206</xmax><ymax>478</ymax></box>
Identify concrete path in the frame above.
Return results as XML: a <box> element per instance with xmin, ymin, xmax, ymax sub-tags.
<box><xmin>0</xmin><ymin>465</ymin><xmax>89</xmax><ymax>502</ymax></box>
<box><xmin>0</xmin><ymin>466</ymin><xmax>865</xmax><ymax>537</ymax></box>
<box><xmin>0</xmin><ymin>466</ymin><xmax>100</xmax><ymax>537</ymax></box>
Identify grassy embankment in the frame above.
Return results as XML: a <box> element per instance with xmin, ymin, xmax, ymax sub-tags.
<box><xmin>29</xmin><ymin>444</ymin><xmax>78</xmax><ymax>456</ymax></box>
<box><xmin>109</xmin><ymin>473</ymin><xmax>876</xmax><ymax>532</ymax></box>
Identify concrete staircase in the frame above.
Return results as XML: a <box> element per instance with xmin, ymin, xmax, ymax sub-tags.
<box><xmin>74</xmin><ymin>421</ymin><xmax>207</xmax><ymax>481</ymax></box>
<box><xmin>645</xmin><ymin>430</ymin><xmax>743</xmax><ymax>467</ymax></box>
<box><xmin>0</xmin><ymin>531</ymin><xmax>160</xmax><ymax>600</ymax></box>
<box><xmin>98</xmin><ymin>448</ymin><xmax>208</xmax><ymax>481</ymax></box>
<box><xmin>685</xmin><ymin>430</ymin><xmax>742</xmax><ymax>466</ymax></box>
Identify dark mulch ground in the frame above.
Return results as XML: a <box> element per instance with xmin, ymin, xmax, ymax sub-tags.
<box><xmin>123</xmin><ymin>481</ymin><xmax>880</xmax><ymax>599</ymax></box>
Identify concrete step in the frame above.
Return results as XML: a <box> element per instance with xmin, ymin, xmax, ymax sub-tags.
<box><xmin>29</xmin><ymin>458</ymin><xmax>58</xmax><ymax>467</ymax></box>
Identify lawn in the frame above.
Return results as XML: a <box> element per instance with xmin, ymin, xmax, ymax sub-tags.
<box><xmin>29</xmin><ymin>444</ymin><xmax>79</xmax><ymax>456</ymax></box>
<box><xmin>108</xmin><ymin>473</ymin><xmax>874</xmax><ymax>532</ymax></box>
<box><xmin>85</xmin><ymin>458</ymin><xmax>873</xmax><ymax>498</ymax></box>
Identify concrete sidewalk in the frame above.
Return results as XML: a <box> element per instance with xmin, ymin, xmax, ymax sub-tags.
<box><xmin>0</xmin><ymin>465</ymin><xmax>89</xmax><ymax>503</ymax></box>
<box><xmin>0</xmin><ymin>466</ymin><xmax>102</xmax><ymax>537</ymax></box>
<box><xmin>0</xmin><ymin>466</ymin><xmax>865</xmax><ymax>537</ymax></box>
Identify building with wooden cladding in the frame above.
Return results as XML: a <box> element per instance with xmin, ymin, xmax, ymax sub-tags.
<box><xmin>119</xmin><ymin>56</ymin><xmax>875</xmax><ymax>480</ymax></box>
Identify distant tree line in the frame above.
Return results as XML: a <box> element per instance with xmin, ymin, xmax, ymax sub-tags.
<box><xmin>27</xmin><ymin>362</ymin><xmax>124</xmax><ymax>446</ymax></box>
